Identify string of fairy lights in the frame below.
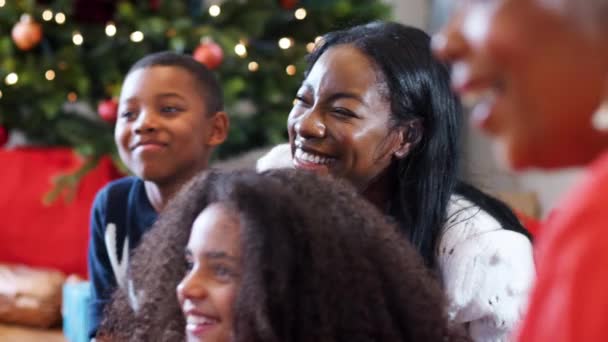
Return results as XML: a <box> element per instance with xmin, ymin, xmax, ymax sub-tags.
<box><xmin>0</xmin><ymin>2</ymin><xmax>322</xmax><ymax>103</ymax></box>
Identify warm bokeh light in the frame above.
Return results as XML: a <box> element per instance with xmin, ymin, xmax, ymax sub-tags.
<box><xmin>286</xmin><ymin>65</ymin><xmax>297</xmax><ymax>76</ymax></box>
<box><xmin>235</xmin><ymin>43</ymin><xmax>247</xmax><ymax>57</ymax></box>
<box><xmin>5</xmin><ymin>73</ymin><xmax>18</xmax><ymax>85</ymax></box>
<box><xmin>72</xmin><ymin>32</ymin><xmax>83</xmax><ymax>45</ymax></box>
<box><xmin>130</xmin><ymin>31</ymin><xmax>144</xmax><ymax>42</ymax></box>
<box><xmin>42</xmin><ymin>10</ymin><xmax>53</xmax><ymax>21</ymax></box>
<box><xmin>55</xmin><ymin>12</ymin><xmax>66</xmax><ymax>24</ymax></box>
<box><xmin>295</xmin><ymin>8</ymin><xmax>307</xmax><ymax>20</ymax></box>
<box><xmin>248</xmin><ymin>61</ymin><xmax>259</xmax><ymax>72</ymax></box>
<box><xmin>105</xmin><ymin>23</ymin><xmax>117</xmax><ymax>37</ymax></box>
<box><xmin>209</xmin><ymin>5</ymin><xmax>221</xmax><ymax>17</ymax></box>
<box><xmin>45</xmin><ymin>70</ymin><xmax>56</xmax><ymax>81</ymax></box>
<box><xmin>278</xmin><ymin>37</ymin><xmax>293</xmax><ymax>50</ymax></box>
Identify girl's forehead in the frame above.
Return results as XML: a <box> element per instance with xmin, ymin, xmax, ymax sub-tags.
<box><xmin>189</xmin><ymin>204</ymin><xmax>241</xmax><ymax>255</ymax></box>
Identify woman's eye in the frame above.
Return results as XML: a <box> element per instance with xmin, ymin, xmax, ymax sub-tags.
<box><xmin>332</xmin><ymin>107</ymin><xmax>357</xmax><ymax>118</ymax></box>
<box><xmin>294</xmin><ymin>95</ymin><xmax>311</xmax><ymax>106</ymax></box>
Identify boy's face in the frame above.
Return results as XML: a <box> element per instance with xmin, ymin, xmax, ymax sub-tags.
<box><xmin>115</xmin><ymin>66</ymin><xmax>227</xmax><ymax>185</ymax></box>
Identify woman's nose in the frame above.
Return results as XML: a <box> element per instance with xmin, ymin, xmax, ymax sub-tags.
<box><xmin>431</xmin><ymin>14</ymin><xmax>469</xmax><ymax>63</ymax></box>
<box><xmin>294</xmin><ymin>110</ymin><xmax>326</xmax><ymax>139</ymax></box>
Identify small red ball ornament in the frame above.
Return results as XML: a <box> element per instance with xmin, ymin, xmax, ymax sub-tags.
<box><xmin>193</xmin><ymin>42</ymin><xmax>224</xmax><ymax>70</ymax></box>
<box><xmin>98</xmin><ymin>98</ymin><xmax>119</xmax><ymax>123</ymax></box>
<box><xmin>279</xmin><ymin>0</ymin><xmax>298</xmax><ymax>10</ymax></box>
<box><xmin>11</xmin><ymin>14</ymin><xmax>43</xmax><ymax>51</ymax></box>
<box><xmin>0</xmin><ymin>125</ymin><xmax>8</xmax><ymax>147</ymax></box>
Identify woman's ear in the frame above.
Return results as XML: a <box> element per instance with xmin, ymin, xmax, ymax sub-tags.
<box><xmin>394</xmin><ymin>120</ymin><xmax>423</xmax><ymax>159</ymax></box>
<box><xmin>207</xmin><ymin>111</ymin><xmax>230</xmax><ymax>147</ymax></box>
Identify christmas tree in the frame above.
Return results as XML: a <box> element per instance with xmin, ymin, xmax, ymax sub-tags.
<box><xmin>0</xmin><ymin>0</ymin><xmax>390</xmax><ymax>192</ymax></box>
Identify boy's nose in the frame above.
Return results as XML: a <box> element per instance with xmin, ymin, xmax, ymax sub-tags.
<box><xmin>294</xmin><ymin>110</ymin><xmax>326</xmax><ymax>139</ymax></box>
<box><xmin>133</xmin><ymin>110</ymin><xmax>159</xmax><ymax>134</ymax></box>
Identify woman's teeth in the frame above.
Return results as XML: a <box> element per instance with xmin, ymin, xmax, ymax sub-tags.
<box><xmin>461</xmin><ymin>88</ymin><xmax>497</xmax><ymax>110</ymax></box>
<box><xmin>295</xmin><ymin>148</ymin><xmax>335</xmax><ymax>165</ymax></box>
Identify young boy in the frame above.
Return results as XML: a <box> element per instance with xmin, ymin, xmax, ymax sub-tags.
<box><xmin>87</xmin><ymin>52</ymin><xmax>229</xmax><ymax>338</ymax></box>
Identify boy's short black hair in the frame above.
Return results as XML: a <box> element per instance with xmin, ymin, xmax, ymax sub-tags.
<box><xmin>128</xmin><ymin>51</ymin><xmax>224</xmax><ymax>115</ymax></box>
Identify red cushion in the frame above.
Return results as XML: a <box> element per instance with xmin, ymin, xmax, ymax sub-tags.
<box><xmin>0</xmin><ymin>148</ymin><xmax>120</xmax><ymax>278</ymax></box>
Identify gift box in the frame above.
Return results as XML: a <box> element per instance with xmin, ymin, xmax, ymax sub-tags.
<box><xmin>62</xmin><ymin>280</ymin><xmax>91</xmax><ymax>342</ymax></box>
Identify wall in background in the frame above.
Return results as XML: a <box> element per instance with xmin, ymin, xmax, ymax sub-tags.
<box><xmin>386</xmin><ymin>0</ymin><xmax>429</xmax><ymax>29</ymax></box>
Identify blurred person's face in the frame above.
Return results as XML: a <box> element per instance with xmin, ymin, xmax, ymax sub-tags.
<box><xmin>433</xmin><ymin>0</ymin><xmax>608</xmax><ymax>169</ymax></box>
<box><xmin>177</xmin><ymin>203</ymin><xmax>241</xmax><ymax>342</ymax></box>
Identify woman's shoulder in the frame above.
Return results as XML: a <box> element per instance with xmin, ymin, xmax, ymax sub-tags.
<box><xmin>442</xmin><ymin>195</ymin><xmax>506</xmax><ymax>242</ymax></box>
<box><xmin>439</xmin><ymin>194</ymin><xmax>534</xmax><ymax>270</ymax></box>
<box><xmin>437</xmin><ymin>195</ymin><xmax>535</xmax><ymax>340</ymax></box>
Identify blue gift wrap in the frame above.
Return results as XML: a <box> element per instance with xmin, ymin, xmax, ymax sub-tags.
<box><xmin>62</xmin><ymin>281</ymin><xmax>91</xmax><ymax>342</ymax></box>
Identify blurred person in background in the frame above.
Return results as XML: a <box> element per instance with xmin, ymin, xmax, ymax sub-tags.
<box><xmin>433</xmin><ymin>0</ymin><xmax>608</xmax><ymax>340</ymax></box>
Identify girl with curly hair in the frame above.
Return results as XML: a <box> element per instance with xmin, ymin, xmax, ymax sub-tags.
<box><xmin>99</xmin><ymin>169</ymin><xmax>464</xmax><ymax>341</ymax></box>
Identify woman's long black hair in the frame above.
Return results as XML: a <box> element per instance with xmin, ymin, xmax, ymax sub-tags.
<box><xmin>306</xmin><ymin>22</ymin><xmax>529</xmax><ymax>266</ymax></box>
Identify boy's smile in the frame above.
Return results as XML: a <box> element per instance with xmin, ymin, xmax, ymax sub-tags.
<box><xmin>115</xmin><ymin>66</ymin><xmax>220</xmax><ymax>186</ymax></box>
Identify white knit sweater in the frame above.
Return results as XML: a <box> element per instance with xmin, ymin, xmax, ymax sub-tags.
<box><xmin>257</xmin><ymin>144</ymin><xmax>536</xmax><ymax>342</ymax></box>
<box><xmin>440</xmin><ymin>196</ymin><xmax>535</xmax><ymax>342</ymax></box>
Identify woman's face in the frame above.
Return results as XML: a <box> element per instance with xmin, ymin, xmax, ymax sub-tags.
<box><xmin>287</xmin><ymin>44</ymin><xmax>406</xmax><ymax>191</ymax></box>
<box><xmin>433</xmin><ymin>0</ymin><xmax>608</xmax><ymax>169</ymax></box>
<box><xmin>177</xmin><ymin>203</ymin><xmax>241</xmax><ymax>342</ymax></box>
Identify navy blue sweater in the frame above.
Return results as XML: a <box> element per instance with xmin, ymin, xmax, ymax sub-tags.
<box><xmin>87</xmin><ymin>177</ymin><xmax>157</xmax><ymax>338</ymax></box>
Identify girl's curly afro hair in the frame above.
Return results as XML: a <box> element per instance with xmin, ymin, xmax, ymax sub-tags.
<box><xmin>100</xmin><ymin>169</ymin><xmax>465</xmax><ymax>341</ymax></box>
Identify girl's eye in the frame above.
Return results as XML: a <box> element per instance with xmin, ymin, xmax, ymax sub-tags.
<box><xmin>161</xmin><ymin>106</ymin><xmax>180</xmax><ymax>113</ymax></box>
<box><xmin>185</xmin><ymin>260</ymin><xmax>194</xmax><ymax>272</ymax></box>
<box><xmin>212</xmin><ymin>264</ymin><xmax>235</xmax><ymax>281</ymax></box>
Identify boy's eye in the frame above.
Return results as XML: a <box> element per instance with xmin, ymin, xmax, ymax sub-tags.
<box><xmin>121</xmin><ymin>111</ymin><xmax>136</xmax><ymax>119</ymax></box>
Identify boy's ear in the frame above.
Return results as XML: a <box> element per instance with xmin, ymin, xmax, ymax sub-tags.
<box><xmin>393</xmin><ymin>120</ymin><xmax>423</xmax><ymax>159</ymax></box>
<box><xmin>206</xmin><ymin>111</ymin><xmax>230</xmax><ymax>147</ymax></box>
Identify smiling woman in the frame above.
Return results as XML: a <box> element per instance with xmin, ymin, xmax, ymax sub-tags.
<box><xmin>259</xmin><ymin>21</ymin><xmax>535</xmax><ymax>342</ymax></box>
<box><xmin>99</xmin><ymin>169</ymin><xmax>464</xmax><ymax>342</ymax></box>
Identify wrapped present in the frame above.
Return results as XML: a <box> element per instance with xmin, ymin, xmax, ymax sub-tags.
<box><xmin>0</xmin><ymin>263</ymin><xmax>65</xmax><ymax>328</ymax></box>
<box><xmin>62</xmin><ymin>278</ymin><xmax>91</xmax><ymax>342</ymax></box>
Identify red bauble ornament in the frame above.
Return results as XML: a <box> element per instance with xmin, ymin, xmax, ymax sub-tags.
<box><xmin>149</xmin><ymin>0</ymin><xmax>161</xmax><ymax>11</ymax></box>
<box><xmin>193</xmin><ymin>42</ymin><xmax>224</xmax><ymax>70</ymax></box>
<box><xmin>11</xmin><ymin>14</ymin><xmax>43</xmax><ymax>51</ymax></box>
<box><xmin>98</xmin><ymin>98</ymin><xmax>118</xmax><ymax>123</ymax></box>
<box><xmin>279</xmin><ymin>0</ymin><xmax>298</xmax><ymax>10</ymax></box>
<box><xmin>0</xmin><ymin>126</ymin><xmax>8</xmax><ymax>147</ymax></box>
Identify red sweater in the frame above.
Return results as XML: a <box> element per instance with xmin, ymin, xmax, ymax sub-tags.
<box><xmin>518</xmin><ymin>151</ymin><xmax>608</xmax><ymax>342</ymax></box>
